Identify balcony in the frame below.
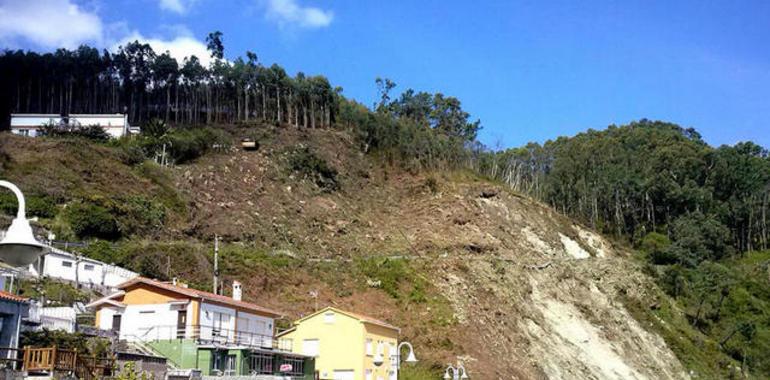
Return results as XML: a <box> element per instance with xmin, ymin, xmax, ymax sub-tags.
<box><xmin>130</xmin><ymin>325</ymin><xmax>293</xmax><ymax>352</ymax></box>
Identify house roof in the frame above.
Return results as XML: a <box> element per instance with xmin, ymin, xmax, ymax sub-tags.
<box><xmin>117</xmin><ymin>277</ymin><xmax>283</xmax><ymax>317</ymax></box>
<box><xmin>86</xmin><ymin>291</ymin><xmax>126</xmax><ymax>309</ymax></box>
<box><xmin>0</xmin><ymin>290</ymin><xmax>28</xmax><ymax>303</ymax></box>
<box><xmin>293</xmin><ymin>306</ymin><xmax>400</xmax><ymax>333</ymax></box>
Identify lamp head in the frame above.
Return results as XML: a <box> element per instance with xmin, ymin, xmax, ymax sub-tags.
<box><xmin>0</xmin><ymin>180</ymin><xmax>46</xmax><ymax>267</ymax></box>
<box><xmin>459</xmin><ymin>364</ymin><xmax>469</xmax><ymax>379</ymax></box>
<box><xmin>0</xmin><ymin>217</ymin><xmax>45</xmax><ymax>267</ymax></box>
<box><xmin>405</xmin><ymin>350</ymin><xmax>417</xmax><ymax>363</ymax></box>
<box><xmin>373</xmin><ymin>353</ymin><xmax>384</xmax><ymax>367</ymax></box>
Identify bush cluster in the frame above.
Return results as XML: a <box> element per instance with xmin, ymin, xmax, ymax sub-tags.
<box><xmin>63</xmin><ymin>196</ymin><xmax>166</xmax><ymax>241</ymax></box>
<box><xmin>0</xmin><ymin>192</ymin><xmax>56</xmax><ymax>218</ymax></box>
<box><xmin>38</xmin><ymin>123</ymin><xmax>110</xmax><ymax>142</ymax></box>
<box><xmin>287</xmin><ymin>146</ymin><xmax>339</xmax><ymax>191</ymax></box>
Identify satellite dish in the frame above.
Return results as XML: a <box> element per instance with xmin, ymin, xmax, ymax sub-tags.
<box><xmin>0</xmin><ymin>181</ymin><xmax>46</xmax><ymax>267</ymax></box>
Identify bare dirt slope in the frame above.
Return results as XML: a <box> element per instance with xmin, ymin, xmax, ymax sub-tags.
<box><xmin>171</xmin><ymin>128</ymin><xmax>688</xmax><ymax>379</ymax></box>
<box><xmin>1</xmin><ymin>129</ymin><xmax>688</xmax><ymax>379</ymax></box>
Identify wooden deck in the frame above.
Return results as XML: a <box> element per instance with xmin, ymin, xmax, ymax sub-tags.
<box><xmin>0</xmin><ymin>346</ymin><xmax>116</xmax><ymax>379</ymax></box>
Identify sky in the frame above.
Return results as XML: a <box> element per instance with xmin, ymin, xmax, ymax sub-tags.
<box><xmin>1</xmin><ymin>0</ymin><xmax>769</xmax><ymax>149</ymax></box>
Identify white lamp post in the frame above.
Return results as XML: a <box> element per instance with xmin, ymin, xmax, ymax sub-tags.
<box><xmin>0</xmin><ymin>180</ymin><xmax>46</xmax><ymax>267</ymax></box>
<box><xmin>396</xmin><ymin>341</ymin><xmax>418</xmax><ymax>369</ymax></box>
<box><xmin>443</xmin><ymin>363</ymin><xmax>469</xmax><ymax>380</ymax></box>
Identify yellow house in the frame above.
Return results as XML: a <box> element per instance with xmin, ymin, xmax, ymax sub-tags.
<box><xmin>277</xmin><ymin>307</ymin><xmax>401</xmax><ymax>380</ymax></box>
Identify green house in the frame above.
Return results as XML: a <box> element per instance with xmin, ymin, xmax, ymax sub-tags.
<box><xmin>150</xmin><ymin>340</ymin><xmax>314</xmax><ymax>378</ymax></box>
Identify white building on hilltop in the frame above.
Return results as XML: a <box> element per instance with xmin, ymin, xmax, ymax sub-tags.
<box><xmin>10</xmin><ymin>113</ymin><xmax>137</xmax><ymax>138</ymax></box>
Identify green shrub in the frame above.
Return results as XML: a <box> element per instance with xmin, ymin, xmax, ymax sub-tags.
<box><xmin>38</xmin><ymin>122</ymin><xmax>110</xmax><ymax>142</ymax></box>
<box><xmin>111</xmin><ymin>196</ymin><xmax>166</xmax><ymax>236</ymax></box>
<box><xmin>80</xmin><ymin>240</ymin><xmax>122</xmax><ymax>264</ymax></box>
<box><xmin>142</xmin><ymin>118</ymin><xmax>169</xmax><ymax>138</ymax></box>
<box><xmin>64</xmin><ymin>201</ymin><xmax>120</xmax><ymax>240</ymax></box>
<box><xmin>19</xmin><ymin>278</ymin><xmax>91</xmax><ymax>306</ymax></box>
<box><xmin>287</xmin><ymin>146</ymin><xmax>339</xmax><ymax>191</ymax></box>
<box><xmin>117</xmin><ymin>140</ymin><xmax>148</xmax><ymax>166</ymax></box>
<box><xmin>0</xmin><ymin>193</ymin><xmax>56</xmax><ymax>218</ymax></box>
<box><xmin>167</xmin><ymin>128</ymin><xmax>230</xmax><ymax>164</ymax></box>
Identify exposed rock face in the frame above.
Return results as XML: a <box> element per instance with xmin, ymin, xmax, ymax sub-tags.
<box><xmin>430</xmin><ymin>194</ymin><xmax>688</xmax><ymax>379</ymax></box>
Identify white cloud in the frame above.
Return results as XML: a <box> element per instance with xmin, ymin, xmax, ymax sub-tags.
<box><xmin>265</xmin><ymin>0</ymin><xmax>333</xmax><ymax>29</ymax></box>
<box><xmin>0</xmin><ymin>0</ymin><xmax>103</xmax><ymax>49</ymax></box>
<box><xmin>158</xmin><ymin>0</ymin><xmax>197</xmax><ymax>14</ymax></box>
<box><xmin>113</xmin><ymin>31</ymin><xmax>214</xmax><ymax>66</ymax></box>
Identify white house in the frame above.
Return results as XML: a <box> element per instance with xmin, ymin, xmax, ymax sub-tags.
<box><xmin>25</xmin><ymin>302</ymin><xmax>84</xmax><ymax>333</ymax></box>
<box><xmin>88</xmin><ymin>277</ymin><xmax>280</xmax><ymax>346</ymax></box>
<box><xmin>28</xmin><ymin>245</ymin><xmax>138</xmax><ymax>291</ymax></box>
<box><xmin>10</xmin><ymin>113</ymin><xmax>135</xmax><ymax>138</ymax></box>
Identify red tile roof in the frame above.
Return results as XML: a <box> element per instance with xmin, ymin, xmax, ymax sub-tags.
<box><xmin>117</xmin><ymin>277</ymin><xmax>283</xmax><ymax>317</ymax></box>
<box><xmin>0</xmin><ymin>290</ymin><xmax>28</xmax><ymax>303</ymax></box>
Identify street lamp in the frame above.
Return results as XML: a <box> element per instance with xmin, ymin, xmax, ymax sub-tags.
<box><xmin>443</xmin><ymin>363</ymin><xmax>469</xmax><ymax>380</ymax></box>
<box><xmin>0</xmin><ymin>180</ymin><xmax>46</xmax><ymax>267</ymax></box>
<box><xmin>395</xmin><ymin>342</ymin><xmax>417</xmax><ymax>368</ymax></box>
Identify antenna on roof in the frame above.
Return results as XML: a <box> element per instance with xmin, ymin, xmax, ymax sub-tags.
<box><xmin>213</xmin><ymin>234</ymin><xmax>219</xmax><ymax>295</ymax></box>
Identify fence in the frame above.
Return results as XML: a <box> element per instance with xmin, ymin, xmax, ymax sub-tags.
<box><xmin>21</xmin><ymin>346</ymin><xmax>115</xmax><ymax>380</ymax></box>
<box><xmin>132</xmin><ymin>325</ymin><xmax>293</xmax><ymax>352</ymax></box>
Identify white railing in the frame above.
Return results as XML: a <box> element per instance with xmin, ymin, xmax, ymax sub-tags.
<box><xmin>130</xmin><ymin>325</ymin><xmax>292</xmax><ymax>352</ymax></box>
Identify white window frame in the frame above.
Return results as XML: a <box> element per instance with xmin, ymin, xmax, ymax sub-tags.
<box><xmin>366</xmin><ymin>338</ymin><xmax>373</xmax><ymax>356</ymax></box>
<box><xmin>324</xmin><ymin>312</ymin><xmax>335</xmax><ymax>324</ymax></box>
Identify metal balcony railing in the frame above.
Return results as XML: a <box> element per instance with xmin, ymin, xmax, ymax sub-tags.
<box><xmin>132</xmin><ymin>325</ymin><xmax>293</xmax><ymax>352</ymax></box>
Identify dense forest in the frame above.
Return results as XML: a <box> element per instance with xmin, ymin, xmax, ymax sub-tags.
<box><xmin>2</xmin><ymin>32</ymin><xmax>770</xmax><ymax>376</ymax></box>
<box><xmin>0</xmin><ymin>31</ymin><xmax>338</xmax><ymax>127</ymax></box>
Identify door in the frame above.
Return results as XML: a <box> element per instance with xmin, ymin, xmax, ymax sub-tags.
<box><xmin>333</xmin><ymin>370</ymin><xmax>355</xmax><ymax>380</ymax></box>
<box><xmin>177</xmin><ymin>310</ymin><xmax>187</xmax><ymax>339</ymax></box>
<box><xmin>111</xmin><ymin>314</ymin><xmax>122</xmax><ymax>334</ymax></box>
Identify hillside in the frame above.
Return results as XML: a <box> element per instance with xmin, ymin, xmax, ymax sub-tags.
<box><xmin>0</xmin><ymin>126</ymin><xmax>712</xmax><ymax>379</ymax></box>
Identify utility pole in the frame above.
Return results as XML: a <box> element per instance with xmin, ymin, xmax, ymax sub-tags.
<box><xmin>213</xmin><ymin>235</ymin><xmax>219</xmax><ymax>295</ymax></box>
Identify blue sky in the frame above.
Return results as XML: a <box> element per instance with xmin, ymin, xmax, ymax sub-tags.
<box><xmin>1</xmin><ymin>0</ymin><xmax>769</xmax><ymax>148</ymax></box>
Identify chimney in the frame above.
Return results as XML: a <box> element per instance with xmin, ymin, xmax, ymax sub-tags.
<box><xmin>233</xmin><ymin>281</ymin><xmax>242</xmax><ymax>301</ymax></box>
<box><xmin>172</xmin><ymin>277</ymin><xmax>178</xmax><ymax>286</ymax></box>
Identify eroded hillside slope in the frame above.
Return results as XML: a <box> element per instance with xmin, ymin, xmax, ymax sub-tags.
<box><xmin>0</xmin><ymin>129</ymin><xmax>688</xmax><ymax>379</ymax></box>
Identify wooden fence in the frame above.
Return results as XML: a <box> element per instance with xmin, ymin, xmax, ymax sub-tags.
<box><xmin>15</xmin><ymin>346</ymin><xmax>115</xmax><ymax>379</ymax></box>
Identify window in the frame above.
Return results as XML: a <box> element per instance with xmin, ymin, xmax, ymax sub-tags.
<box><xmin>302</xmin><ymin>339</ymin><xmax>319</xmax><ymax>357</ymax></box>
<box><xmin>389</xmin><ymin>370</ymin><xmax>397</xmax><ymax>380</ymax></box>
<box><xmin>18</xmin><ymin>129</ymin><xmax>29</xmax><ymax>136</ymax></box>
<box><xmin>225</xmin><ymin>355</ymin><xmax>237</xmax><ymax>376</ymax></box>
<box><xmin>279</xmin><ymin>357</ymin><xmax>304</xmax><ymax>376</ymax></box>
<box><xmin>324</xmin><ymin>312</ymin><xmax>335</xmax><ymax>324</ymax></box>
<box><xmin>366</xmin><ymin>338</ymin><xmax>373</xmax><ymax>356</ymax></box>
<box><xmin>250</xmin><ymin>353</ymin><xmax>273</xmax><ymax>374</ymax></box>
<box><xmin>139</xmin><ymin>310</ymin><xmax>155</xmax><ymax>314</ymax></box>
<box><xmin>84</xmin><ymin>264</ymin><xmax>95</xmax><ymax>271</ymax></box>
<box><xmin>62</xmin><ymin>261</ymin><xmax>73</xmax><ymax>268</ymax></box>
<box><xmin>212</xmin><ymin>312</ymin><xmax>232</xmax><ymax>337</ymax></box>
<box><xmin>365</xmin><ymin>369</ymin><xmax>373</xmax><ymax>380</ymax></box>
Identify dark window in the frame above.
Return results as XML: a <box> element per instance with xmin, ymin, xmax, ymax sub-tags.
<box><xmin>279</xmin><ymin>357</ymin><xmax>304</xmax><ymax>376</ymax></box>
<box><xmin>250</xmin><ymin>353</ymin><xmax>274</xmax><ymax>375</ymax></box>
<box><xmin>84</xmin><ymin>264</ymin><xmax>95</xmax><ymax>271</ymax></box>
<box><xmin>62</xmin><ymin>261</ymin><xmax>73</xmax><ymax>268</ymax></box>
